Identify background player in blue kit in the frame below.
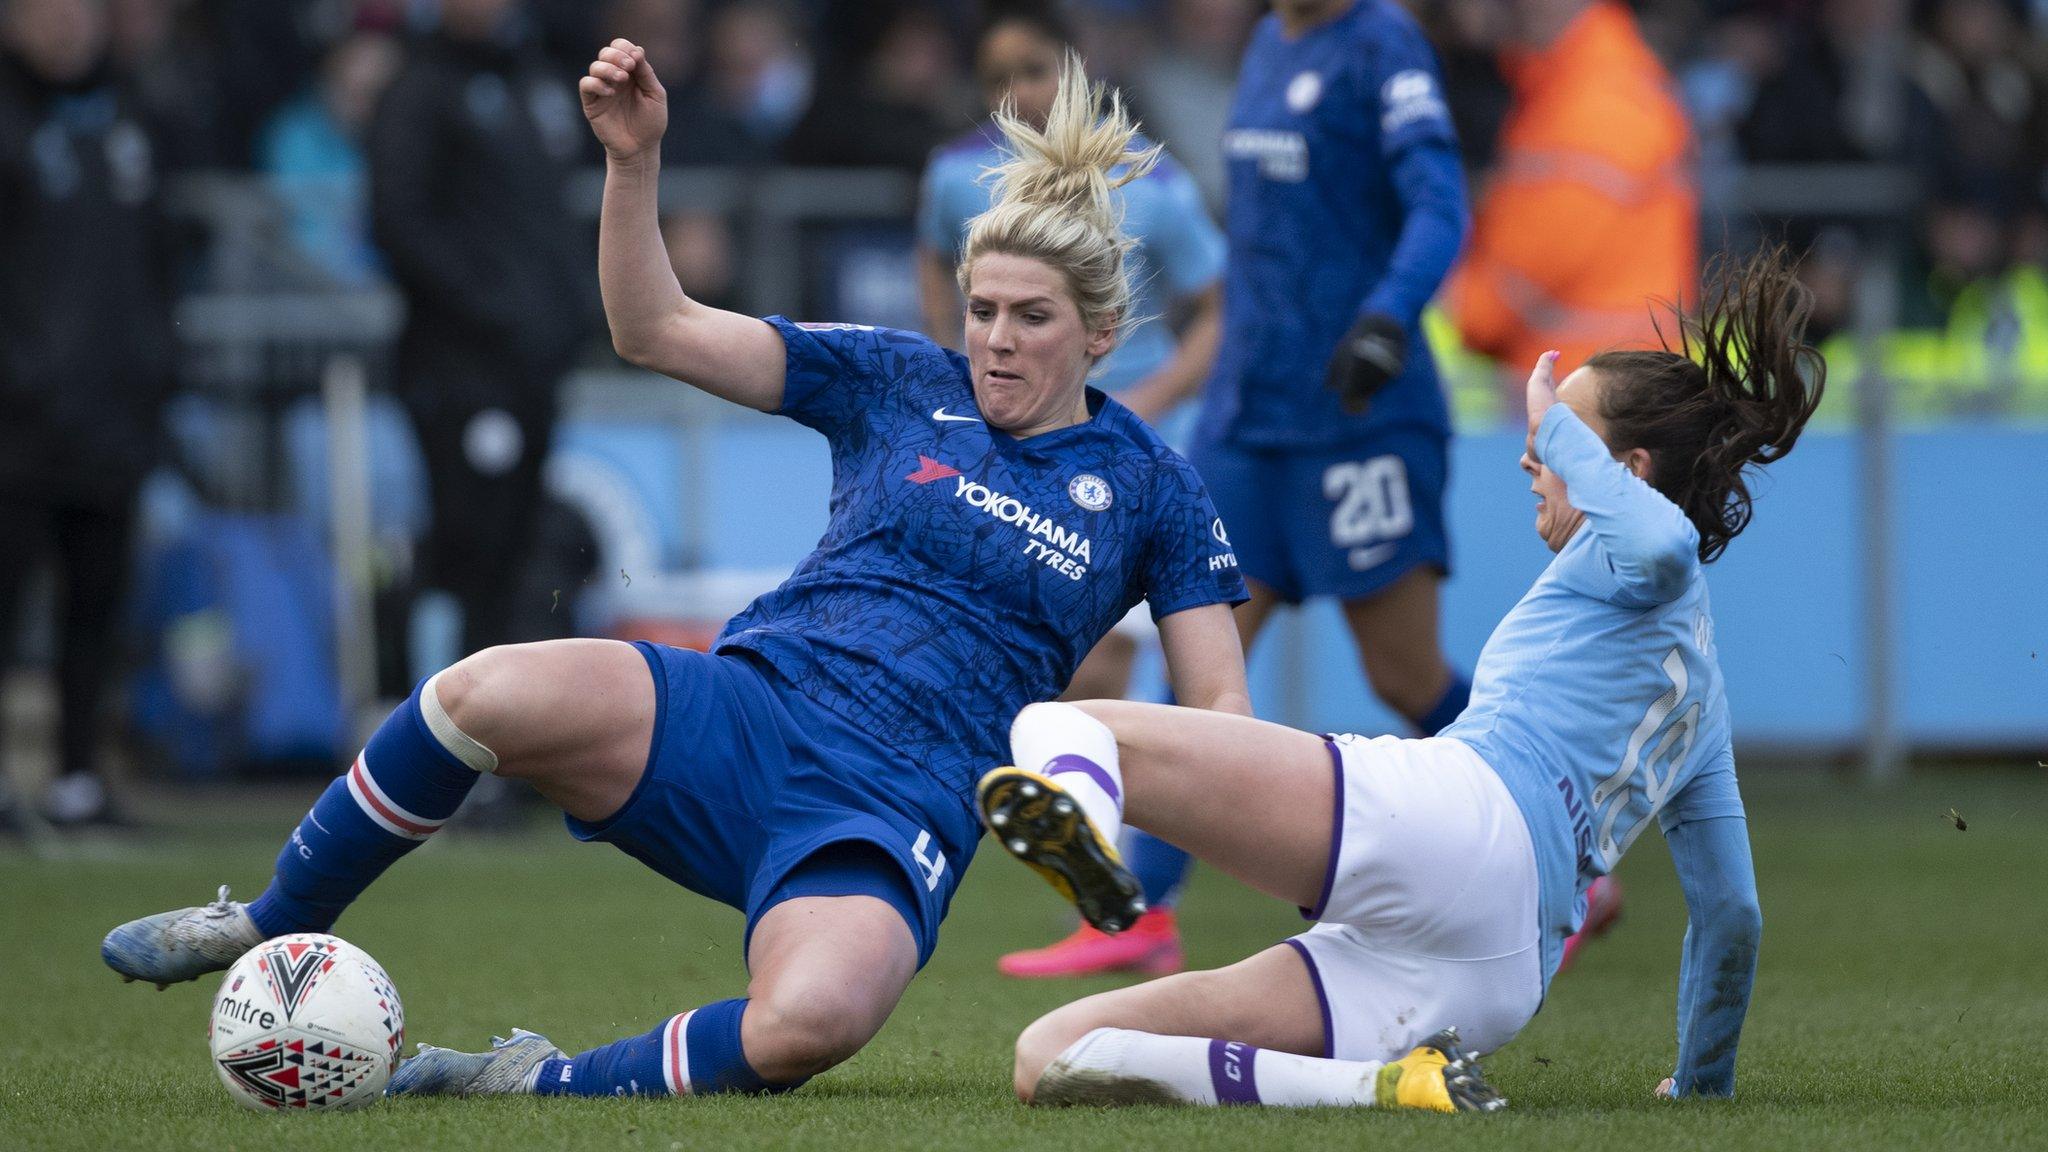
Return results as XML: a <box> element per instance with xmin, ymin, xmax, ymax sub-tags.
<box><xmin>918</xmin><ymin>2</ymin><xmax>1229</xmax><ymax>980</ymax></box>
<box><xmin>1116</xmin><ymin>0</ymin><xmax>1478</xmax><ymax>959</ymax></box>
<box><xmin>978</xmin><ymin>250</ymin><xmax>1822</xmax><ymax>1110</ymax></box>
<box><xmin>99</xmin><ymin>48</ymin><xmax>1249</xmax><ymax>1099</ymax></box>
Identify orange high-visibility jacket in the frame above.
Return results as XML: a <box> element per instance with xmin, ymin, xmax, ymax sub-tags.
<box><xmin>1447</xmin><ymin>1</ymin><xmax>1697</xmax><ymax>374</ymax></box>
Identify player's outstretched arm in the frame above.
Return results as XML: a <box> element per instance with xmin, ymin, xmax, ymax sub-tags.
<box><xmin>1157</xmin><ymin>603</ymin><xmax>1252</xmax><ymax>718</ymax></box>
<box><xmin>582</xmin><ymin>39</ymin><xmax>785</xmax><ymax>411</ymax></box>
<box><xmin>1663</xmin><ymin>812</ymin><xmax>1763</xmax><ymax>1098</ymax></box>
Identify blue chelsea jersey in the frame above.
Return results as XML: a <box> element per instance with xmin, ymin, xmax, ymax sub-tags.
<box><xmin>918</xmin><ymin>127</ymin><xmax>1226</xmax><ymax>394</ymax></box>
<box><xmin>717</xmin><ymin>317</ymin><xmax>1248</xmax><ymax>802</ymax></box>
<box><xmin>1201</xmin><ymin>0</ymin><xmax>1467</xmax><ymax>448</ymax></box>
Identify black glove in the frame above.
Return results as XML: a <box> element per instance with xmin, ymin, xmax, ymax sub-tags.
<box><xmin>1325</xmin><ymin>313</ymin><xmax>1407</xmax><ymax>415</ymax></box>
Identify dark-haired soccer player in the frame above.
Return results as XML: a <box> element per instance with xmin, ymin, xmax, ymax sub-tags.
<box><xmin>983</xmin><ymin>248</ymin><xmax>1819</xmax><ymax>1109</ymax></box>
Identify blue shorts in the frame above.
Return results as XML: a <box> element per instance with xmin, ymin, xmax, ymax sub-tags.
<box><xmin>1190</xmin><ymin>426</ymin><xmax>1450</xmax><ymax>604</ymax></box>
<box><xmin>565</xmin><ymin>643</ymin><xmax>979</xmax><ymax>967</ymax></box>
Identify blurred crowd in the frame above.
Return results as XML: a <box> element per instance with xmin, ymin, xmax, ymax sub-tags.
<box><xmin>4</xmin><ymin>0</ymin><xmax>2048</xmax><ymax>816</ymax></box>
<box><xmin>9</xmin><ymin>0</ymin><xmax>2048</xmax><ymax>316</ymax></box>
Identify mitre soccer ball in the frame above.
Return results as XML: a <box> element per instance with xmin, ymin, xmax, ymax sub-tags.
<box><xmin>208</xmin><ymin>934</ymin><xmax>405</xmax><ymax>1112</ymax></box>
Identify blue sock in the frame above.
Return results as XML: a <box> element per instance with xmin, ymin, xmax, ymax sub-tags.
<box><xmin>246</xmin><ymin>682</ymin><xmax>481</xmax><ymax>936</ymax></box>
<box><xmin>1412</xmin><ymin>670</ymin><xmax>1471</xmax><ymax>737</ymax></box>
<box><xmin>1124</xmin><ymin>828</ymin><xmax>1193</xmax><ymax>909</ymax></box>
<box><xmin>531</xmin><ymin>999</ymin><xmax>807</xmax><ymax>1097</ymax></box>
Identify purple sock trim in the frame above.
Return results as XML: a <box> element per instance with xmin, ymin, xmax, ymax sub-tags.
<box><xmin>1207</xmin><ymin>1039</ymin><xmax>1261</xmax><ymax>1105</ymax></box>
<box><xmin>1284</xmin><ymin>938</ymin><xmax>1336</xmax><ymax>1060</ymax></box>
<box><xmin>1045</xmin><ymin>754</ymin><xmax>1119</xmax><ymax>806</ymax></box>
<box><xmin>1300</xmin><ymin>739</ymin><xmax>1345</xmax><ymax>921</ymax></box>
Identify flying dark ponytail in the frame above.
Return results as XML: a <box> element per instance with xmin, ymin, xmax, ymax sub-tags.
<box><xmin>1587</xmin><ymin>246</ymin><xmax>1827</xmax><ymax>563</ymax></box>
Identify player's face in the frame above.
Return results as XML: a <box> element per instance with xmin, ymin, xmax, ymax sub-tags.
<box><xmin>963</xmin><ymin>253</ymin><xmax>1114</xmax><ymax>436</ymax></box>
<box><xmin>977</xmin><ymin>22</ymin><xmax>1061</xmax><ymax>125</ymax></box>
<box><xmin>1520</xmin><ymin>365</ymin><xmax>1607</xmax><ymax>552</ymax></box>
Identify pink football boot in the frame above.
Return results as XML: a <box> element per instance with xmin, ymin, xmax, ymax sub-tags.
<box><xmin>1558</xmin><ymin>875</ymin><xmax>1624</xmax><ymax>973</ymax></box>
<box><xmin>997</xmin><ymin>908</ymin><xmax>1185</xmax><ymax>979</ymax></box>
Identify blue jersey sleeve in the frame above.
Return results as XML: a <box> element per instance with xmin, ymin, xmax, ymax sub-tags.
<box><xmin>767</xmin><ymin>316</ymin><xmax>916</xmax><ymax>438</ymax></box>
<box><xmin>1141</xmin><ymin>452</ymin><xmax>1249</xmax><ymax>620</ymax></box>
<box><xmin>1147</xmin><ymin>156</ymin><xmax>1227</xmax><ymax>299</ymax></box>
<box><xmin>1357</xmin><ymin>19</ymin><xmax>1466</xmax><ymax>324</ymax></box>
<box><xmin>1538</xmin><ymin>405</ymin><xmax>1702</xmax><ymax>607</ymax></box>
<box><xmin>1662</xmin><ymin>761</ymin><xmax>1761</xmax><ymax>1098</ymax></box>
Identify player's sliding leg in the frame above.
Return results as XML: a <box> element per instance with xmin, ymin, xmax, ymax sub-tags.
<box><xmin>997</xmin><ymin>634</ymin><xmax>1191</xmax><ymax>978</ymax></box>
<box><xmin>982</xmin><ymin>700</ymin><xmax>1333</xmax><ymax>922</ymax></box>
<box><xmin>981</xmin><ymin>700</ymin><xmax>1144</xmax><ymax>932</ymax></box>
<box><xmin>1012</xmin><ymin>943</ymin><xmax>1500</xmax><ymax>1112</ymax></box>
<box><xmin>391</xmin><ymin>893</ymin><xmax>919</xmax><ymax>1097</ymax></box>
<box><xmin>102</xmin><ymin>640</ymin><xmax>655</xmax><ymax>987</ymax></box>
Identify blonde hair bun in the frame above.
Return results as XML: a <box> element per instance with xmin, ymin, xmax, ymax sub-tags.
<box><xmin>959</xmin><ymin>52</ymin><xmax>1159</xmax><ymax>344</ymax></box>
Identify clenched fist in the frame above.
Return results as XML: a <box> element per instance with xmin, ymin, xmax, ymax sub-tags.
<box><xmin>580</xmin><ymin>39</ymin><xmax>668</xmax><ymax>163</ymax></box>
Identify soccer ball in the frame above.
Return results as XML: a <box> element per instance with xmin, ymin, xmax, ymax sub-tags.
<box><xmin>208</xmin><ymin>934</ymin><xmax>405</xmax><ymax>1112</ymax></box>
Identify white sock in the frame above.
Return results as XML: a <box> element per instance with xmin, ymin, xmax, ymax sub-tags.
<box><xmin>1009</xmin><ymin>703</ymin><xmax>1124</xmax><ymax>844</ymax></box>
<box><xmin>1039</xmin><ymin>1027</ymin><xmax>1383</xmax><ymax>1108</ymax></box>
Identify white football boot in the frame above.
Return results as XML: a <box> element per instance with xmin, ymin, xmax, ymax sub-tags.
<box><xmin>386</xmin><ymin>1029</ymin><xmax>566</xmax><ymax>1097</ymax></box>
<box><xmin>101</xmin><ymin>885</ymin><xmax>266</xmax><ymax>989</ymax></box>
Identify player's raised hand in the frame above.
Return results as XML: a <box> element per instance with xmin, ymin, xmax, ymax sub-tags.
<box><xmin>580</xmin><ymin>39</ymin><xmax>667</xmax><ymax>162</ymax></box>
<box><xmin>1523</xmin><ymin>349</ymin><xmax>1561</xmax><ymax>457</ymax></box>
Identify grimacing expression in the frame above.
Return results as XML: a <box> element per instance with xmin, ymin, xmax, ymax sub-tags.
<box><xmin>963</xmin><ymin>253</ymin><xmax>1116</xmax><ymax>437</ymax></box>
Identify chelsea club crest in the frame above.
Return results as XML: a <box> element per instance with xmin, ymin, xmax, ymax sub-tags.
<box><xmin>1068</xmin><ymin>473</ymin><xmax>1113</xmax><ymax>512</ymax></box>
<box><xmin>1286</xmin><ymin>70</ymin><xmax>1324</xmax><ymax>114</ymax></box>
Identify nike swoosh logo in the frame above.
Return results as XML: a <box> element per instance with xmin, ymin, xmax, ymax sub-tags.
<box><xmin>932</xmin><ymin>406</ymin><xmax>983</xmax><ymax>423</ymax></box>
<box><xmin>1347</xmin><ymin>543</ymin><xmax>1400</xmax><ymax>571</ymax></box>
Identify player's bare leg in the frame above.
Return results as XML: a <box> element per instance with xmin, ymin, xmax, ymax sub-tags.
<box><xmin>981</xmin><ymin>699</ymin><xmax>1329</xmax><ymax>942</ymax></box>
<box><xmin>1060</xmin><ymin>630</ymin><xmax>1137</xmax><ymax>704</ymax></box>
<box><xmin>742</xmin><ymin>895</ymin><xmax>920</xmax><ymax>1082</ymax></box>
<box><xmin>433</xmin><ymin>638</ymin><xmax>656</xmax><ymax>822</ymax></box>
<box><xmin>1076</xmin><ymin>701</ymin><xmax>1334</xmax><ymax>908</ymax></box>
<box><xmin>1340</xmin><ymin>566</ymin><xmax>1452</xmax><ymax>723</ymax></box>
<box><xmin>1231</xmin><ymin>578</ymin><xmax>1286</xmax><ymax>650</ymax></box>
<box><xmin>1013</xmin><ymin>942</ymin><xmax>1501</xmax><ymax>1111</ymax></box>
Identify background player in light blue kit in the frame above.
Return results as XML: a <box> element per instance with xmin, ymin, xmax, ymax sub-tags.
<box><xmin>1117</xmin><ymin>0</ymin><xmax>1477</xmax><ymax>966</ymax></box>
<box><xmin>100</xmin><ymin>49</ymin><xmax>1249</xmax><ymax>1100</ymax></box>
<box><xmin>978</xmin><ymin>250</ymin><xmax>1822</xmax><ymax>1109</ymax></box>
<box><xmin>918</xmin><ymin>2</ymin><xmax>1229</xmax><ymax>979</ymax></box>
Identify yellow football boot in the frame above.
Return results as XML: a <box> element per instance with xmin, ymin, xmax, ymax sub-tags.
<box><xmin>1373</xmin><ymin>1028</ymin><xmax>1507</xmax><ymax>1113</ymax></box>
<box><xmin>977</xmin><ymin>766</ymin><xmax>1146</xmax><ymax>934</ymax></box>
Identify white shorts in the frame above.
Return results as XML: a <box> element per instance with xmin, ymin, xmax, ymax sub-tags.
<box><xmin>1286</xmin><ymin>734</ymin><xmax>1543</xmax><ymax>1062</ymax></box>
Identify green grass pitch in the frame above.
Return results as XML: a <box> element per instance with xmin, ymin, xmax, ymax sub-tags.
<box><xmin>4</xmin><ymin>767</ymin><xmax>2044</xmax><ymax>1150</ymax></box>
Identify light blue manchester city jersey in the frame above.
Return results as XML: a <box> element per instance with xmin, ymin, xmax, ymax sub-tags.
<box><xmin>1445</xmin><ymin>405</ymin><xmax>1745</xmax><ymax>969</ymax></box>
<box><xmin>1441</xmin><ymin>405</ymin><xmax>1759</xmax><ymax>1094</ymax></box>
